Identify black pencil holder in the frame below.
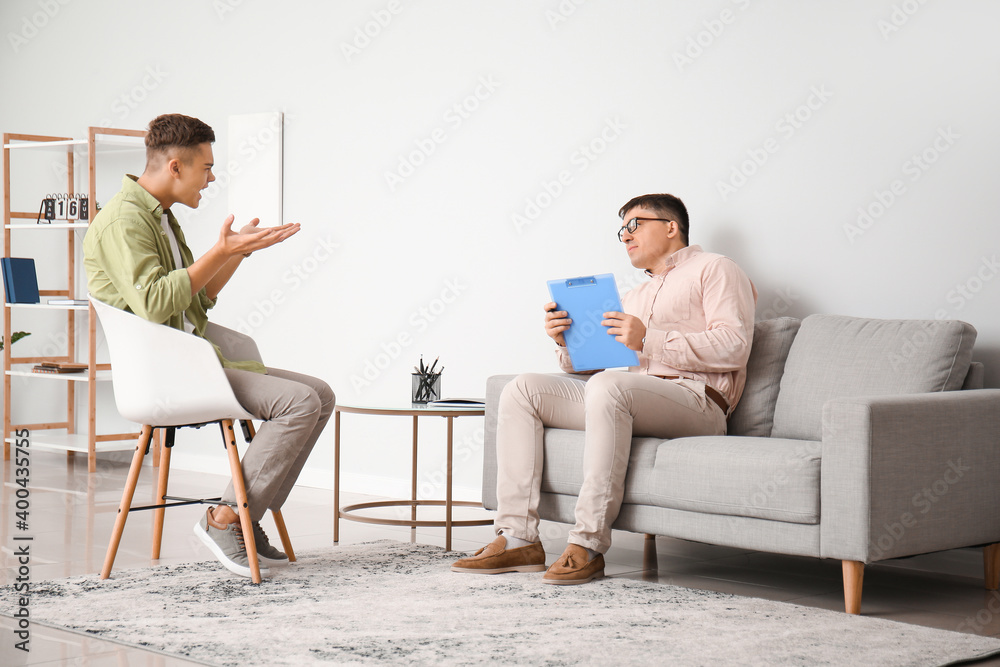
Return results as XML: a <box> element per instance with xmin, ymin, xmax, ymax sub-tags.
<box><xmin>411</xmin><ymin>372</ymin><xmax>441</xmax><ymax>404</ymax></box>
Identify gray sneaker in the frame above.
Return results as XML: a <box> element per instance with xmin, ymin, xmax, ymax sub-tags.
<box><xmin>194</xmin><ymin>508</ymin><xmax>270</xmax><ymax>579</ymax></box>
<box><xmin>253</xmin><ymin>521</ymin><xmax>288</xmax><ymax>566</ymax></box>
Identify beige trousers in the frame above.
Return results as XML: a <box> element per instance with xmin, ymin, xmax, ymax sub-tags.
<box><xmin>495</xmin><ymin>371</ymin><xmax>726</xmax><ymax>553</ymax></box>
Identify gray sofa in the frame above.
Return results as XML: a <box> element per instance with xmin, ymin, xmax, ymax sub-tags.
<box><xmin>482</xmin><ymin>315</ymin><xmax>1000</xmax><ymax>614</ymax></box>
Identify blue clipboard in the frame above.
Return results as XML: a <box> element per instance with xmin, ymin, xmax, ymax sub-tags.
<box><xmin>547</xmin><ymin>273</ymin><xmax>639</xmax><ymax>372</ymax></box>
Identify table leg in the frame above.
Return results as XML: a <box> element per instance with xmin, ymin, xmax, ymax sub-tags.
<box><xmin>446</xmin><ymin>415</ymin><xmax>454</xmax><ymax>551</ymax></box>
<box><xmin>411</xmin><ymin>415</ymin><xmax>418</xmax><ymax>542</ymax></box>
<box><xmin>333</xmin><ymin>409</ymin><xmax>341</xmax><ymax>543</ymax></box>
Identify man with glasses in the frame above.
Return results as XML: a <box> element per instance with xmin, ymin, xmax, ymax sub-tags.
<box><xmin>452</xmin><ymin>193</ymin><xmax>756</xmax><ymax>584</ymax></box>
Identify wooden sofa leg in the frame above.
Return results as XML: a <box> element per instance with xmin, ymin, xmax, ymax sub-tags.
<box><xmin>985</xmin><ymin>544</ymin><xmax>1000</xmax><ymax>590</ymax></box>
<box><xmin>842</xmin><ymin>560</ymin><xmax>864</xmax><ymax>614</ymax></box>
<box><xmin>642</xmin><ymin>534</ymin><xmax>657</xmax><ymax>573</ymax></box>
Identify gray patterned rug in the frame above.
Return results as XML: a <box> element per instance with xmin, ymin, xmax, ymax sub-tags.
<box><xmin>4</xmin><ymin>540</ymin><xmax>1000</xmax><ymax>666</ymax></box>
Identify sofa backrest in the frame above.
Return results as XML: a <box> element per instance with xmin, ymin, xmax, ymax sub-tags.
<box><xmin>964</xmin><ymin>361</ymin><xmax>985</xmax><ymax>389</ymax></box>
<box><xmin>727</xmin><ymin>317</ymin><xmax>801</xmax><ymax>438</ymax></box>
<box><xmin>770</xmin><ymin>314</ymin><xmax>977</xmax><ymax>441</ymax></box>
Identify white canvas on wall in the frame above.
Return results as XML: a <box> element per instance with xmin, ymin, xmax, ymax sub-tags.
<box><xmin>227</xmin><ymin>111</ymin><xmax>282</xmax><ymax>227</ymax></box>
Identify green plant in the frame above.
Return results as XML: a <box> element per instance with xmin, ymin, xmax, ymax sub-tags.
<box><xmin>0</xmin><ymin>331</ymin><xmax>30</xmax><ymax>351</ymax></box>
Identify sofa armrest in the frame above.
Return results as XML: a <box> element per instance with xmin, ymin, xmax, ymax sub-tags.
<box><xmin>482</xmin><ymin>373</ymin><xmax>589</xmax><ymax>510</ymax></box>
<box><xmin>820</xmin><ymin>389</ymin><xmax>1000</xmax><ymax>563</ymax></box>
<box><xmin>482</xmin><ymin>375</ymin><xmax>519</xmax><ymax>510</ymax></box>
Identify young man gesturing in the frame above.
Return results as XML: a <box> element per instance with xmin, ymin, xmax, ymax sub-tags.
<box><xmin>85</xmin><ymin>114</ymin><xmax>334</xmax><ymax>578</ymax></box>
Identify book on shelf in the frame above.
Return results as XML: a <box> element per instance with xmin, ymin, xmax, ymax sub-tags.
<box><xmin>31</xmin><ymin>361</ymin><xmax>88</xmax><ymax>374</ymax></box>
<box><xmin>1</xmin><ymin>257</ymin><xmax>40</xmax><ymax>304</ymax></box>
<box><xmin>46</xmin><ymin>298</ymin><xmax>89</xmax><ymax>306</ymax></box>
<box><xmin>426</xmin><ymin>398</ymin><xmax>486</xmax><ymax>408</ymax></box>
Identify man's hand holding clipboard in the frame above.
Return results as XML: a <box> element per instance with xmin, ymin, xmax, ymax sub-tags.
<box><xmin>601</xmin><ymin>311</ymin><xmax>646</xmax><ymax>351</ymax></box>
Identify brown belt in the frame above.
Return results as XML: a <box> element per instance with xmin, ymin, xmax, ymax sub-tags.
<box><xmin>651</xmin><ymin>375</ymin><xmax>729</xmax><ymax>415</ymax></box>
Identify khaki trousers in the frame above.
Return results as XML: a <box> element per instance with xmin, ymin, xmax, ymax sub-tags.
<box><xmin>495</xmin><ymin>371</ymin><xmax>726</xmax><ymax>553</ymax></box>
<box><xmin>221</xmin><ymin>367</ymin><xmax>335</xmax><ymax>523</ymax></box>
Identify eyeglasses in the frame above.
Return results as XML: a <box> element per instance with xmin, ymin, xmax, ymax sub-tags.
<box><xmin>618</xmin><ymin>217</ymin><xmax>673</xmax><ymax>242</ymax></box>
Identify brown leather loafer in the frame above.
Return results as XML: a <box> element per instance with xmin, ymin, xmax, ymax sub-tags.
<box><xmin>451</xmin><ymin>535</ymin><xmax>546</xmax><ymax>574</ymax></box>
<box><xmin>542</xmin><ymin>543</ymin><xmax>605</xmax><ymax>585</ymax></box>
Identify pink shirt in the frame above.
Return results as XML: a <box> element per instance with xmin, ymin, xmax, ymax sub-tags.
<box><xmin>557</xmin><ymin>245</ymin><xmax>758</xmax><ymax>411</ymax></box>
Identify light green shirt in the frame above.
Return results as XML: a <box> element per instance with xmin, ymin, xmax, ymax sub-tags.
<box><xmin>84</xmin><ymin>175</ymin><xmax>266</xmax><ymax>374</ymax></box>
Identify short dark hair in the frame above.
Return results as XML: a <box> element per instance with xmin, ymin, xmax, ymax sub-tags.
<box><xmin>618</xmin><ymin>193</ymin><xmax>689</xmax><ymax>246</ymax></box>
<box><xmin>145</xmin><ymin>114</ymin><xmax>215</xmax><ymax>164</ymax></box>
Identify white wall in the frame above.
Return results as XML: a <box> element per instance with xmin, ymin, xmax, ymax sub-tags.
<box><xmin>3</xmin><ymin>0</ymin><xmax>999</xmax><ymax>500</ymax></box>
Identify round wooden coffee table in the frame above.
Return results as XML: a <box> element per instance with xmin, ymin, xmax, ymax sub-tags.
<box><xmin>333</xmin><ymin>403</ymin><xmax>492</xmax><ymax>551</ymax></box>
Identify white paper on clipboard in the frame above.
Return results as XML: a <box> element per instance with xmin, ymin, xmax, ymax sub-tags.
<box><xmin>546</xmin><ymin>273</ymin><xmax>639</xmax><ymax>372</ymax></box>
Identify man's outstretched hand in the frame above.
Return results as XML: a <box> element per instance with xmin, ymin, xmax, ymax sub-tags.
<box><xmin>218</xmin><ymin>215</ymin><xmax>300</xmax><ymax>257</ymax></box>
<box><xmin>189</xmin><ymin>216</ymin><xmax>301</xmax><ymax>299</ymax></box>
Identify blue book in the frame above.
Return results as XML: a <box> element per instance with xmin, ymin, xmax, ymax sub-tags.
<box><xmin>1</xmin><ymin>258</ymin><xmax>40</xmax><ymax>304</ymax></box>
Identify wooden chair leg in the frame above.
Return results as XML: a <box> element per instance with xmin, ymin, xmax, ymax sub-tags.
<box><xmin>843</xmin><ymin>560</ymin><xmax>864</xmax><ymax>614</ymax></box>
<box><xmin>985</xmin><ymin>543</ymin><xmax>1000</xmax><ymax>590</ymax></box>
<box><xmin>271</xmin><ymin>509</ymin><xmax>296</xmax><ymax>562</ymax></box>
<box><xmin>221</xmin><ymin>419</ymin><xmax>262</xmax><ymax>584</ymax></box>
<box><xmin>243</xmin><ymin>419</ymin><xmax>296</xmax><ymax>564</ymax></box>
<box><xmin>151</xmin><ymin>428</ymin><xmax>172</xmax><ymax>560</ymax></box>
<box><xmin>151</xmin><ymin>428</ymin><xmax>161</xmax><ymax>468</ymax></box>
<box><xmin>101</xmin><ymin>426</ymin><xmax>153</xmax><ymax>580</ymax></box>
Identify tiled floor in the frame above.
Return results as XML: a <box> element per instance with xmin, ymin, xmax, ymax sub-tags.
<box><xmin>2</xmin><ymin>450</ymin><xmax>1000</xmax><ymax>666</ymax></box>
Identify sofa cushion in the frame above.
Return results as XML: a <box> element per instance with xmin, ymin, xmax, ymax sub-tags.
<box><xmin>770</xmin><ymin>315</ymin><xmax>977</xmax><ymax>441</ymax></box>
<box><xmin>727</xmin><ymin>317</ymin><xmax>801</xmax><ymax>438</ymax></box>
<box><xmin>540</xmin><ymin>429</ymin><xmax>661</xmax><ymax>505</ymax></box>
<box><xmin>647</xmin><ymin>436</ymin><xmax>821</xmax><ymax>524</ymax></box>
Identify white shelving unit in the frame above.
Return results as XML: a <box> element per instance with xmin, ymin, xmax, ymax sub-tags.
<box><xmin>4</xmin><ymin>222</ymin><xmax>89</xmax><ymax>230</ymax></box>
<box><xmin>3</xmin><ymin>128</ymin><xmax>147</xmax><ymax>471</ymax></box>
